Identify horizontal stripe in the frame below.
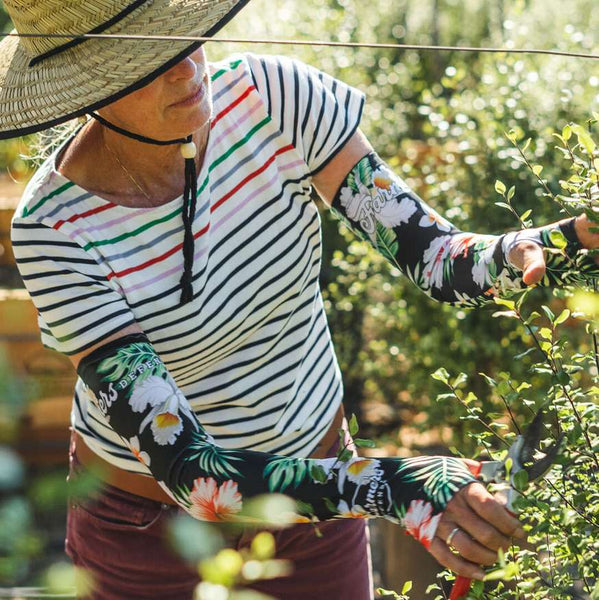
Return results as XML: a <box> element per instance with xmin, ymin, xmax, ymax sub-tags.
<box><xmin>13</xmin><ymin>52</ymin><xmax>363</xmax><ymax>462</ymax></box>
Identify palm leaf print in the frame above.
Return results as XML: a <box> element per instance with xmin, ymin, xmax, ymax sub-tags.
<box><xmin>263</xmin><ymin>457</ymin><xmax>312</xmax><ymax>492</ymax></box>
<box><xmin>375</xmin><ymin>223</ymin><xmax>400</xmax><ymax>267</ymax></box>
<box><xmin>98</xmin><ymin>343</ymin><xmax>165</xmax><ymax>385</ymax></box>
<box><xmin>186</xmin><ymin>432</ymin><xmax>243</xmax><ymax>479</ymax></box>
<box><xmin>395</xmin><ymin>457</ymin><xmax>474</xmax><ymax>510</ymax></box>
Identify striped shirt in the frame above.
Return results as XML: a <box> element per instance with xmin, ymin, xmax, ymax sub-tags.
<box><xmin>11</xmin><ymin>53</ymin><xmax>365</xmax><ymax>470</ymax></box>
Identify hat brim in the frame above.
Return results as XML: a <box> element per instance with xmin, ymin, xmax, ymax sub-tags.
<box><xmin>0</xmin><ymin>0</ymin><xmax>251</xmax><ymax>139</ymax></box>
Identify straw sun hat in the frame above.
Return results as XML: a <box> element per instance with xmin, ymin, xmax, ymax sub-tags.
<box><xmin>0</xmin><ymin>0</ymin><xmax>251</xmax><ymax>139</ymax></box>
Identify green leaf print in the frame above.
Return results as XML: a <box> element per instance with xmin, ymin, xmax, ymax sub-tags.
<box><xmin>98</xmin><ymin>342</ymin><xmax>165</xmax><ymax>386</ymax></box>
<box><xmin>375</xmin><ymin>223</ymin><xmax>400</xmax><ymax>267</ymax></box>
<box><xmin>186</xmin><ymin>431</ymin><xmax>243</xmax><ymax>479</ymax></box>
<box><xmin>395</xmin><ymin>457</ymin><xmax>474</xmax><ymax>510</ymax></box>
<box><xmin>358</xmin><ymin>155</ymin><xmax>374</xmax><ymax>187</ymax></box>
<box><xmin>263</xmin><ymin>457</ymin><xmax>313</xmax><ymax>492</ymax></box>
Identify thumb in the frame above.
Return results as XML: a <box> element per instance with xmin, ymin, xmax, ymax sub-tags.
<box><xmin>508</xmin><ymin>242</ymin><xmax>546</xmax><ymax>286</ymax></box>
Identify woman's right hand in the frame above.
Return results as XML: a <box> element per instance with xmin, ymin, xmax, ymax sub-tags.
<box><xmin>427</xmin><ymin>481</ymin><xmax>526</xmax><ymax>580</ymax></box>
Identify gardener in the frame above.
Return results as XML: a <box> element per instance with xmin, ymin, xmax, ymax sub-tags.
<box><xmin>2</xmin><ymin>1</ymin><xmax>598</xmax><ymax>598</ymax></box>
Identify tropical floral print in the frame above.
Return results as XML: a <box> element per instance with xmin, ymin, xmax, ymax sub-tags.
<box><xmin>128</xmin><ymin>436</ymin><xmax>151</xmax><ymax>467</ymax></box>
<box><xmin>332</xmin><ymin>152</ymin><xmax>594</xmax><ymax>307</ymax></box>
<box><xmin>188</xmin><ymin>477</ymin><xmax>243</xmax><ymax>521</ymax></box>
<box><xmin>79</xmin><ymin>335</ymin><xmax>477</xmax><ymax>546</ymax></box>
<box><xmin>401</xmin><ymin>500</ymin><xmax>442</xmax><ymax>549</ymax></box>
<box><xmin>129</xmin><ymin>375</ymin><xmax>198</xmax><ymax>446</ymax></box>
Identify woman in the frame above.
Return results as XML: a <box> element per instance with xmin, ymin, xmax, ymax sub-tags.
<box><xmin>2</xmin><ymin>1</ymin><xmax>598</xmax><ymax>598</ymax></box>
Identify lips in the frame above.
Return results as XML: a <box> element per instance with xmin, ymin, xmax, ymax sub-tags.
<box><xmin>171</xmin><ymin>78</ymin><xmax>206</xmax><ymax>107</ymax></box>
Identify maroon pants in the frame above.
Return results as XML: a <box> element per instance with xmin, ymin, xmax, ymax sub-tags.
<box><xmin>65</xmin><ymin>444</ymin><xmax>373</xmax><ymax>599</ymax></box>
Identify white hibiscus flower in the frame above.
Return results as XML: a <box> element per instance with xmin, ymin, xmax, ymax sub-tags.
<box><xmin>421</xmin><ymin>236</ymin><xmax>452</xmax><ymax>289</ymax></box>
<box><xmin>133</xmin><ymin>375</ymin><xmax>198</xmax><ymax>445</ymax></box>
<box><xmin>129</xmin><ymin>375</ymin><xmax>171</xmax><ymax>413</ymax></box>
<box><xmin>418</xmin><ymin>208</ymin><xmax>453</xmax><ymax>232</ymax></box>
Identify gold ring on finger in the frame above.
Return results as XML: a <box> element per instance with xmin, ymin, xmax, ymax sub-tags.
<box><xmin>446</xmin><ymin>526</ymin><xmax>461</xmax><ymax>554</ymax></box>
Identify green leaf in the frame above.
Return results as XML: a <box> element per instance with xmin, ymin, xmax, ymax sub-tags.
<box><xmin>311</xmin><ymin>465</ymin><xmax>327</xmax><ymax>483</ymax></box>
<box><xmin>549</xmin><ymin>229</ymin><xmax>568</xmax><ymax>250</ymax></box>
<box><xmin>538</xmin><ymin>327</ymin><xmax>553</xmax><ymax>340</ymax></box>
<box><xmin>541</xmin><ymin>305</ymin><xmax>555</xmax><ymax>322</ymax></box>
<box><xmin>348</xmin><ymin>413</ymin><xmax>359</xmax><ymax>437</ymax></box>
<box><xmin>338</xmin><ymin>449</ymin><xmax>353</xmax><ymax>463</ymax></box>
<box><xmin>431</xmin><ymin>368</ymin><xmax>450</xmax><ymax>384</ymax></box>
<box><xmin>452</xmin><ymin>372</ymin><xmax>468</xmax><ymax>387</ymax></box>
<box><xmin>354</xmin><ymin>438</ymin><xmax>376</xmax><ymax>448</ymax></box>
<box><xmin>562</xmin><ymin>124</ymin><xmax>572</xmax><ymax>141</ymax></box>
<box><xmin>520</xmin><ymin>209</ymin><xmax>532</xmax><ymax>221</ymax></box>
<box><xmin>554</xmin><ymin>308</ymin><xmax>570</xmax><ymax>325</ymax></box>
<box><xmin>494</xmin><ymin>297</ymin><xmax>516</xmax><ymax>310</ymax></box>
<box><xmin>495</xmin><ymin>180</ymin><xmax>507</xmax><ymax>195</ymax></box>
<box><xmin>514</xmin><ymin>348</ymin><xmax>535</xmax><ymax>360</ymax></box>
<box><xmin>513</xmin><ymin>469</ymin><xmax>529</xmax><ymax>491</ymax></box>
<box><xmin>532</xmin><ymin>165</ymin><xmax>543</xmax><ymax>176</ymax></box>
<box><xmin>571</xmin><ymin>123</ymin><xmax>597</xmax><ymax>155</ymax></box>
<box><xmin>401</xmin><ymin>581</ymin><xmax>413</xmax><ymax>594</ymax></box>
<box><xmin>507</xmin><ymin>186</ymin><xmax>515</xmax><ymax>201</ymax></box>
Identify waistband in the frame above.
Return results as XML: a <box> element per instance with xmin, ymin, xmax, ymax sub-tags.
<box><xmin>72</xmin><ymin>404</ymin><xmax>346</xmax><ymax>506</ymax></box>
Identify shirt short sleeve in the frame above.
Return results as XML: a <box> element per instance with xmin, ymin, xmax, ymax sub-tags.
<box><xmin>11</xmin><ymin>217</ymin><xmax>136</xmax><ymax>356</ymax></box>
<box><xmin>246</xmin><ymin>53</ymin><xmax>365</xmax><ymax>174</ymax></box>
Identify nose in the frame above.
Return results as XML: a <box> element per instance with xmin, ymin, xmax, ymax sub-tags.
<box><xmin>165</xmin><ymin>54</ymin><xmax>198</xmax><ymax>82</ymax></box>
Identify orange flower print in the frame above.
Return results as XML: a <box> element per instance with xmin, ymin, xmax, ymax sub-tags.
<box><xmin>402</xmin><ymin>499</ymin><xmax>441</xmax><ymax>549</ymax></box>
<box><xmin>151</xmin><ymin>409</ymin><xmax>183</xmax><ymax>446</ymax></box>
<box><xmin>188</xmin><ymin>478</ymin><xmax>243</xmax><ymax>522</ymax></box>
<box><xmin>373</xmin><ymin>173</ymin><xmax>393</xmax><ymax>190</ymax></box>
<box><xmin>128</xmin><ymin>436</ymin><xmax>151</xmax><ymax>467</ymax></box>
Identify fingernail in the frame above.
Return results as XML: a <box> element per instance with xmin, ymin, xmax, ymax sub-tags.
<box><xmin>474</xmin><ymin>569</ymin><xmax>486</xmax><ymax>580</ymax></box>
<box><xmin>514</xmin><ymin>528</ymin><xmax>526</xmax><ymax>539</ymax></box>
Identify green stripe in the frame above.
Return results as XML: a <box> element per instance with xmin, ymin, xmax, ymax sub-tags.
<box><xmin>24</xmin><ymin>181</ymin><xmax>75</xmax><ymax>217</ymax></box>
<box><xmin>196</xmin><ymin>116</ymin><xmax>272</xmax><ymax>195</ymax></box>
<box><xmin>82</xmin><ymin>206</ymin><xmax>182</xmax><ymax>250</ymax></box>
<box><xmin>211</xmin><ymin>58</ymin><xmax>243</xmax><ymax>82</ymax></box>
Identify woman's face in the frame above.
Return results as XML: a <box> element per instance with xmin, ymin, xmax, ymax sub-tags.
<box><xmin>98</xmin><ymin>47</ymin><xmax>212</xmax><ymax>140</ymax></box>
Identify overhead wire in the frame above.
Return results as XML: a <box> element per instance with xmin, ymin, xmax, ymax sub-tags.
<box><xmin>1</xmin><ymin>31</ymin><xmax>598</xmax><ymax>60</ymax></box>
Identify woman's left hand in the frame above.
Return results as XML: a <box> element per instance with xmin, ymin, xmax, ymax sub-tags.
<box><xmin>508</xmin><ymin>213</ymin><xmax>599</xmax><ymax>286</ymax></box>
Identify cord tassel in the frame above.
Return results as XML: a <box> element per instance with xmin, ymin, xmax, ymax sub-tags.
<box><xmin>89</xmin><ymin>113</ymin><xmax>198</xmax><ymax>305</ymax></box>
<box><xmin>179</xmin><ymin>135</ymin><xmax>198</xmax><ymax>305</ymax></box>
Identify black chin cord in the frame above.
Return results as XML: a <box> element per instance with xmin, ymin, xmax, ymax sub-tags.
<box><xmin>89</xmin><ymin>112</ymin><xmax>197</xmax><ymax>305</ymax></box>
<box><xmin>180</xmin><ymin>136</ymin><xmax>198</xmax><ymax>304</ymax></box>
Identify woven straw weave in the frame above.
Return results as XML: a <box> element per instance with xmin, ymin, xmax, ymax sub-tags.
<box><xmin>0</xmin><ymin>0</ymin><xmax>248</xmax><ymax>138</ymax></box>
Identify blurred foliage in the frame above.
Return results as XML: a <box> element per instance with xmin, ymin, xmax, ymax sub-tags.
<box><xmin>1</xmin><ymin>0</ymin><xmax>598</xmax><ymax>597</ymax></box>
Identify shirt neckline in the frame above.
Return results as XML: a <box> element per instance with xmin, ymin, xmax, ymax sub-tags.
<box><xmin>50</xmin><ymin>122</ymin><xmax>213</xmax><ymax>213</ymax></box>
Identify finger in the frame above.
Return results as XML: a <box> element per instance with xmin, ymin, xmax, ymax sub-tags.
<box><xmin>508</xmin><ymin>242</ymin><xmax>546</xmax><ymax>285</ymax></box>
<box><xmin>427</xmin><ymin>537</ymin><xmax>486</xmax><ymax>580</ymax></box>
<box><xmin>464</xmin><ymin>484</ymin><xmax>525</xmax><ymax>540</ymax></box>
<box><xmin>436</xmin><ymin>522</ymin><xmax>498</xmax><ymax>566</ymax></box>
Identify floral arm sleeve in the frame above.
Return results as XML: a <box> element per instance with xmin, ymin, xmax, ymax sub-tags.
<box><xmin>78</xmin><ymin>333</ymin><xmax>476</xmax><ymax>546</ymax></box>
<box><xmin>331</xmin><ymin>152</ymin><xmax>597</xmax><ymax>306</ymax></box>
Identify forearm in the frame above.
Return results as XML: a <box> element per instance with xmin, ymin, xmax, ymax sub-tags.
<box><xmin>331</xmin><ymin>152</ymin><xmax>596</xmax><ymax>307</ymax></box>
<box><xmin>78</xmin><ymin>333</ymin><xmax>475</xmax><ymax>535</ymax></box>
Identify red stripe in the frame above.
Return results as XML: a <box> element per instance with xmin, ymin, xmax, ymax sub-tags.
<box><xmin>212</xmin><ymin>144</ymin><xmax>294</xmax><ymax>212</ymax></box>
<box><xmin>210</xmin><ymin>85</ymin><xmax>255</xmax><ymax>128</ymax></box>
<box><xmin>108</xmin><ymin>222</ymin><xmax>210</xmax><ymax>279</ymax></box>
<box><xmin>108</xmin><ymin>144</ymin><xmax>294</xmax><ymax>280</ymax></box>
<box><xmin>54</xmin><ymin>202</ymin><xmax>116</xmax><ymax>230</ymax></box>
